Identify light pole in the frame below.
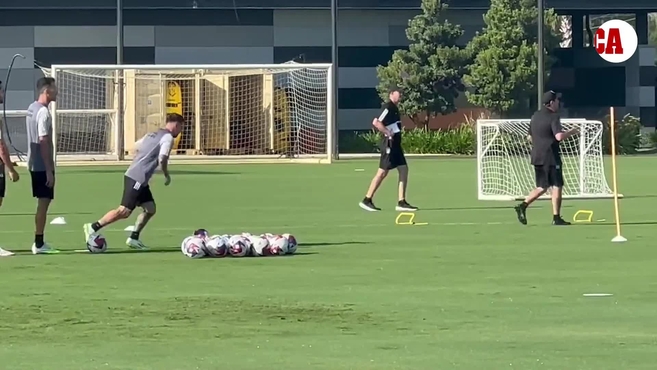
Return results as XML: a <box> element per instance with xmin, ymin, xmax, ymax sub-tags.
<box><xmin>117</xmin><ymin>0</ymin><xmax>125</xmax><ymax>160</ymax></box>
<box><xmin>537</xmin><ymin>0</ymin><xmax>545</xmax><ymax>105</ymax></box>
<box><xmin>331</xmin><ymin>0</ymin><xmax>338</xmax><ymax>159</ymax></box>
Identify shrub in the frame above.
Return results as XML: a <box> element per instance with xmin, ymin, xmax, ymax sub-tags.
<box><xmin>339</xmin><ymin>124</ymin><xmax>477</xmax><ymax>155</ymax></box>
<box><xmin>601</xmin><ymin>114</ymin><xmax>642</xmax><ymax>154</ymax></box>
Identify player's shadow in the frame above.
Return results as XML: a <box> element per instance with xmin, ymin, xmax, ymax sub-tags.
<box><xmin>420</xmin><ymin>205</ymin><xmax>573</xmax><ymax>211</ymax></box>
<box><xmin>619</xmin><ymin>195</ymin><xmax>657</xmax><ymax>199</ymax></box>
<box><xmin>578</xmin><ymin>221</ymin><xmax>657</xmax><ymax>226</ymax></box>
<box><xmin>302</xmin><ymin>241</ymin><xmax>370</xmax><ymax>247</ymax></box>
<box><xmin>63</xmin><ymin>169</ymin><xmax>239</xmax><ymax>176</ymax></box>
<box><xmin>0</xmin><ymin>211</ymin><xmax>93</xmax><ymax>216</ymax></box>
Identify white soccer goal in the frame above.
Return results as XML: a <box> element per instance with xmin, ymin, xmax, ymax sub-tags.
<box><xmin>477</xmin><ymin>119</ymin><xmax>618</xmax><ymax>200</ymax></box>
<box><xmin>42</xmin><ymin>63</ymin><xmax>334</xmax><ymax>164</ymax></box>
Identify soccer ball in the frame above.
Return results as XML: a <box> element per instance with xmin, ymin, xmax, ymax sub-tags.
<box><xmin>249</xmin><ymin>236</ymin><xmax>270</xmax><ymax>256</ymax></box>
<box><xmin>282</xmin><ymin>233</ymin><xmax>297</xmax><ymax>254</ymax></box>
<box><xmin>267</xmin><ymin>234</ymin><xmax>289</xmax><ymax>255</ymax></box>
<box><xmin>181</xmin><ymin>236</ymin><xmax>206</xmax><ymax>259</ymax></box>
<box><xmin>194</xmin><ymin>229</ymin><xmax>211</xmax><ymax>241</ymax></box>
<box><xmin>228</xmin><ymin>235</ymin><xmax>250</xmax><ymax>257</ymax></box>
<box><xmin>204</xmin><ymin>235</ymin><xmax>228</xmax><ymax>258</ymax></box>
<box><xmin>86</xmin><ymin>233</ymin><xmax>108</xmax><ymax>253</ymax></box>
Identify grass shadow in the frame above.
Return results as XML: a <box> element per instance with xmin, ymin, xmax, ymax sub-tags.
<box><xmin>63</xmin><ymin>168</ymin><xmax>239</xmax><ymax>176</ymax></box>
<box><xmin>302</xmin><ymin>241</ymin><xmax>370</xmax><ymax>247</ymax></box>
<box><xmin>421</xmin><ymin>205</ymin><xmax>573</xmax><ymax>212</ymax></box>
<box><xmin>577</xmin><ymin>221</ymin><xmax>657</xmax><ymax>226</ymax></box>
<box><xmin>0</xmin><ymin>212</ymin><xmax>93</xmax><ymax>217</ymax></box>
<box><xmin>619</xmin><ymin>195</ymin><xmax>657</xmax><ymax>200</ymax></box>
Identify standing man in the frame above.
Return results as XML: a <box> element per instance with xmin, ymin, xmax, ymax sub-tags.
<box><xmin>26</xmin><ymin>77</ymin><xmax>58</xmax><ymax>254</ymax></box>
<box><xmin>0</xmin><ymin>81</ymin><xmax>20</xmax><ymax>257</ymax></box>
<box><xmin>358</xmin><ymin>87</ymin><xmax>418</xmax><ymax>212</ymax></box>
<box><xmin>83</xmin><ymin>113</ymin><xmax>183</xmax><ymax>250</ymax></box>
<box><xmin>514</xmin><ymin>91</ymin><xmax>578</xmax><ymax>225</ymax></box>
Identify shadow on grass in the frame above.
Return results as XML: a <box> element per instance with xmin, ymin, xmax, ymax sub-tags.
<box><xmin>0</xmin><ymin>211</ymin><xmax>93</xmax><ymax>217</ymax></box>
<box><xmin>302</xmin><ymin>241</ymin><xmax>370</xmax><ymax>247</ymax></box>
<box><xmin>619</xmin><ymin>195</ymin><xmax>657</xmax><ymax>200</ymax></box>
<box><xmin>577</xmin><ymin>221</ymin><xmax>657</xmax><ymax>226</ymax></box>
<box><xmin>421</xmin><ymin>205</ymin><xmax>573</xmax><ymax>212</ymax></box>
<box><xmin>63</xmin><ymin>168</ymin><xmax>239</xmax><ymax>176</ymax></box>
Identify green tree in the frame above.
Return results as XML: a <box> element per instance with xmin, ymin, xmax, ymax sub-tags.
<box><xmin>465</xmin><ymin>0</ymin><xmax>561</xmax><ymax>117</ymax></box>
<box><xmin>376</xmin><ymin>0</ymin><xmax>470</xmax><ymax>129</ymax></box>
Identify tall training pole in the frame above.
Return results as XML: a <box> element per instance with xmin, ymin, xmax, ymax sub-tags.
<box><xmin>537</xmin><ymin>0</ymin><xmax>545</xmax><ymax>105</ymax></box>
<box><xmin>331</xmin><ymin>0</ymin><xmax>339</xmax><ymax>159</ymax></box>
<box><xmin>117</xmin><ymin>0</ymin><xmax>125</xmax><ymax>160</ymax></box>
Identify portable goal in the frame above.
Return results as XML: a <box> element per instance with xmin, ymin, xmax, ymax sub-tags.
<box><xmin>477</xmin><ymin>119</ymin><xmax>618</xmax><ymax>200</ymax></box>
<box><xmin>44</xmin><ymin>63</ymin><xmax>334</xmax><ymax>164</ymax></box>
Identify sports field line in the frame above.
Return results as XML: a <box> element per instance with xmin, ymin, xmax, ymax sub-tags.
<box><xmin>0</xmin><ymin>221</ymin><xmax>515</xmax><ymax>235</ymax></box>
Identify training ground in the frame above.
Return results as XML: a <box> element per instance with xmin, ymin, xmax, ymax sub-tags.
<box><xmin>1</xmin><ymin>156</ymin><xmax>655</xmax><ymax>370</ymax></box>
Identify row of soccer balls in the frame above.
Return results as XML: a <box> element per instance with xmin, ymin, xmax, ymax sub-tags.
<box><xmin>181</xmin><ymin>231</ymin><xmax>298</xmax><ymax>258</ymax></box>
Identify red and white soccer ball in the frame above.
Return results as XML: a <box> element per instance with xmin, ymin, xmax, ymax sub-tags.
<box><xmin>265</xmin><ymin>234</ymin><xmax>288</xmax><ymax>256</ymax></box>
<box><xmin>204</xmin><ymin>235</ymin><xmax>229</xmax><ymax>258</ymax></box>
<box><xmin>282</xmin><ymin>233</ymin><xmax>297</xmax><ymax>254</ymax></box>
<box><xmin>181</xmin><ymin>236</ymin><xmax>207</xmax><ymax>259</ymax></box>
<box><xmin>86</xmin><ymin>233</ymin><xmax>108</xmax><ymax>253</ymax></box>
<box><xmin>228</xmin><ymin>235</ymin><xmax>250</xmax><ymax>257</ymax></box>
<box><xmin>249</xmin><ymin>236</ymin><xmax>270</xmax><ymax>256</ymax></box>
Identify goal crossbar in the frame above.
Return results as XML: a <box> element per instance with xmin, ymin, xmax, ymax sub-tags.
<box><xmin>477</xmin><ymin>118</ymin><xmax>621</xmax><ymax>201</ymax></box>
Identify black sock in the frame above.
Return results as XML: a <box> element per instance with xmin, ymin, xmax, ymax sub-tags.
<box><xmin>398</xmin><ymin>199</ymin><xmax>406</xmax><ymax>204</ymax></box>
<box><xmin>91</xmin><ymin>222</ymin><xmax>102</xmax><ymax>232</ymax></box>
<box><xmin>520</xmin><ymin>201</ymin><xmax>528</xmax><ymax>209</ymax></box>
<box><xmin>363</xmin><ymin>197</ymin><xmax>372</xmax><ymax>202</ymax></box>
<box><xmin>130</xmin><ymin>231</ymin><xmax>140</xmax><ymax>240</ymax></box>
<box><xmin>553</xmin><ymin>214</ymin><xmax>560</xmax><ymax>220</ymax></box>
<box><xmin>35</xmin><ymin>234</ymin><xmax>44</xmax><ymax>248</ymax></box>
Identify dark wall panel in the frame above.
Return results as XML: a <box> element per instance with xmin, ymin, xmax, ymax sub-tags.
<box><xmin>338</xmin><ymin>88</ymin><xmax>381</xmax><ymax>110</ymax></box>
<box><xmin>274</xmin><ymin>46</ymin><xmax>407</xmax><ymax>67</ymax></box>
<box><xmin>35</xmin><ymin>47</ymin><xmax>155</xmax><ymax>66</ymax></box>
<box><xmin>640</xmin><ymin>107</ymin><xmax>656</xmax><ymax>127</ymax></box>
<box><xmin>0</xmin><ymin>9</ymin><xmax>273</xmax><ymax>26</ymax></box>
<box><xmin>640</xmin><ymin>66</ymin><xmax>657</xmax><ymax>87</ymax></box>
<box><xmin>274</xmin><ymin>47</ymin><xmax>331</xmax><ymax>63</ymax></box>
<box><xmin>572</xmin><ymin>67</ymin><xmax>625</xmax><ymax>107</ymax></box>
<box><xmin>339</xmin><ymin>46</ymin><xmax>406</xmax><ymax>68</ymax></box>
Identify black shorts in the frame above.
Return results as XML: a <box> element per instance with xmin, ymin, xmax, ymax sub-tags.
<box><xmin>121</xmin><ymin>176</ymin><xmax>155</xmax><ymax>210</ymax></box>
<box><xmin>30</xmin><ymin>171</ymin><xmax>54</xmax><ymax>199</ymax></box>
<box><xmin>534</xmin><ymin>165</ymin><xmax>564</xmax><ymax>189</ymax></box>
<box><xmin>0</xmin><ymin>170</ymin><xmax>5</xmax><ymax>198</ymax></box>
<box><xmin>379</xmin><ymin>144</ymin><xmax>407</xmax><ymax>170</ymax></box>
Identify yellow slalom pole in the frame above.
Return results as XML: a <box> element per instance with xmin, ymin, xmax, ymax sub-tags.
<box><xmin>609</xmin><ymin>107</ymin><xmax>626</xmax><ymax>243</ymax></box>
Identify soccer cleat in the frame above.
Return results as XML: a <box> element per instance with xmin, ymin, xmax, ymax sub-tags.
<box><xmin>514</xmin><ymin>204</ymin><xmax>527</xmax><ymax>225</ymax></box>
<box><xmin>83</xmin><ymin>223</ymin><xmax>94</xmax><ymax>242</ymax></box>
<box><xmin>31</xmin><ymin>243</ymin><xmax>60</xmax><ymax>255</ymax></box>
<box><xmin>395</xmin><ymin>200</ymin><xmax>418</xmax><ymax>212</ymax></box>
<box><xmin>552</xmin><ymin>216</ymin><xmax>571</xmax><ymax>226</ymax></box>
<box><xmin>126</xmin><ymin>238</ymin><xmax>148</xmax><ymax>250</ymax></box>
<box><xmin>359</xmin><ymin>198</ymin><xmax>381</xmax><ymax>212</ymax></box>
<box><xmin>0</xmin><ymin>247</ymin><xmax>15</xmax><ymax>257</ymax></box>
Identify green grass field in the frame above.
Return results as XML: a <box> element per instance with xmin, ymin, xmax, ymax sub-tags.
<box><xmin>1</xmin><ymin>157</ymin><xmax>657</xmax><ymax>370</ymax></box>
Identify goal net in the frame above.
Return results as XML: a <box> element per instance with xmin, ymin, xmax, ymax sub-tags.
<box><xmin>477</xmin><ymin>119</ymin><xmax>616</xmax><ymax>200</ymax></box>
<box><xmin>44</xmin><ymin>63</ymin><xmax>334</xmax><ymax>164</ymax></box>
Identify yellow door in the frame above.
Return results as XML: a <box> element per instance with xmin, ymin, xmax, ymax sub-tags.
<box><xmin>167</xmin><ymin>81</ymin><xmax>183</xmax><ymax>149</ymax></box>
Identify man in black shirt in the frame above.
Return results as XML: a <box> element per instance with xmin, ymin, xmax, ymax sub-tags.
<box><xmin>514</xmin><ymin>91</ymin><xmax>578</xmax><ymax>225</ymax></box>
<box><xmin>359</xmin><ymin>87</ymin><xmax>418</xmax><ymax>212</ymax></box>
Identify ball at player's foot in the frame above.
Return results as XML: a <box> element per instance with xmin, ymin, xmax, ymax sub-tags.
<box><xmin>181</xmin><ymin>236</ymin><xmax>206</xmax><ymax>259</ymax></box>
<box><xmin>282</xmin><ymin>233</ymin><xmax>297</xmax><ymax>254</ymax></box>
<box><xmin>86</xmin><ymin>233</ymin><xmax>108</xmax><ymax>253</ymax></box>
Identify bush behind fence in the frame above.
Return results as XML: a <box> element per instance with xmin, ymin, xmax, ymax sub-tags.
<box><xmin>338</xmin><ymin>115</ymin><xmax>644</xmax><ymax>156</ymax></box>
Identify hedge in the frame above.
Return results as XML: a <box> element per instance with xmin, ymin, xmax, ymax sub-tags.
<box><xmin>338</xmin><ymin>115</ymin><xmax>643</xmax><ymax>155</ymax></box>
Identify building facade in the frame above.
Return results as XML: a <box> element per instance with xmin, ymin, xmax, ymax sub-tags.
<box><xmin>0</xmin><ymin>4</ymin><xmax>655</xmax><ymax>132</ymax></box>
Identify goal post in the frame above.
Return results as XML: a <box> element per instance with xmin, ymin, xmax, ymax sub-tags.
<box><xmin>477</xmin><ymin>119</ymin><xmax>619</xmax><ymax>201</ymax></box>
<box><xmin>45</xmin><ymin>63</ymin><xmax>335</xmax><ymax>164</ymax></box>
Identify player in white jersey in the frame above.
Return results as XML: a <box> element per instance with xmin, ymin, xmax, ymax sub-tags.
<box><xmin>0</xmin><ymin>81</ymin><xmax>20</xmax><ymax>257</ymax></box>
<box><xmin>83</xmin><ymin>113</ymin><xmax>183</xmax><ymax>250</ymax></box>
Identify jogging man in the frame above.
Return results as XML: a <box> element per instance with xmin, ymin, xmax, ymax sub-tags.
<box><xmin>514</xmin><ymin>91</ymin><xmax>578</xmax><ymax>225</ymax></box>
